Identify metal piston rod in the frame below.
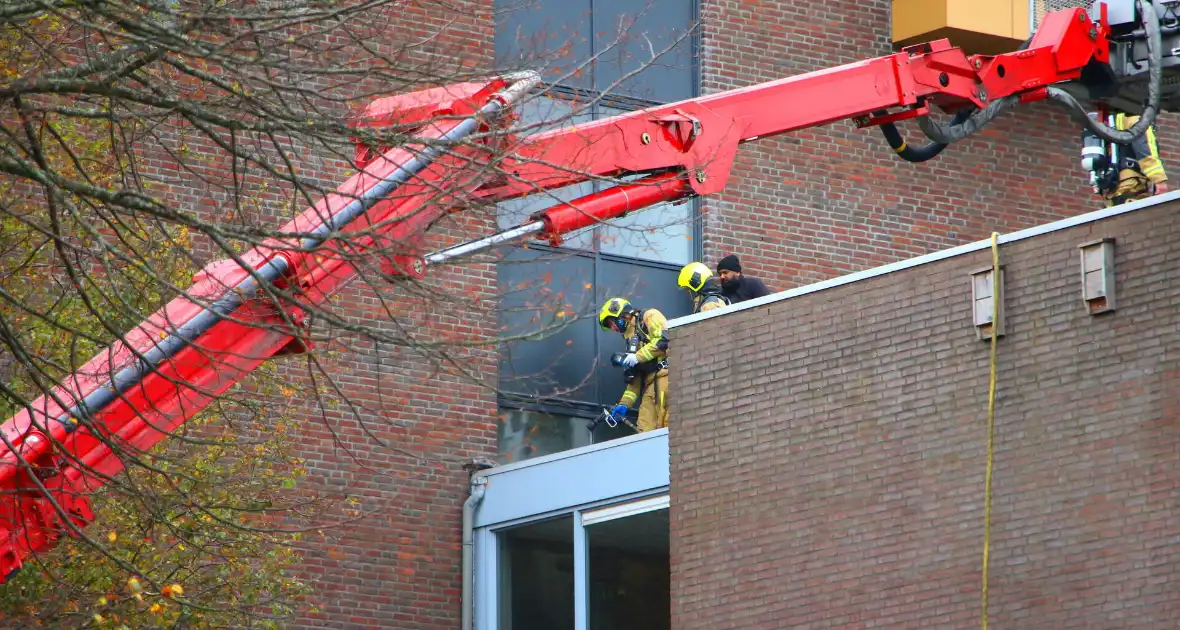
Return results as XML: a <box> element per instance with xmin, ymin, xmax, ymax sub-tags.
<box><xmin>425</xmin><ymin>221</ymin><xmax>546</xmax><ymax>265</ymax></box>
<box><xmin>425</xmin><ymin>171</ymin><xmax>694</xmax><ymax>265</ymax></box>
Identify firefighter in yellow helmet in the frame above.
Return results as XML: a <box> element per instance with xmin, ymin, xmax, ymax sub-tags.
<box><xmin>1083</xmin><ymin>112</ymin><xmax>1168</xmax><ymax>206</ymax></box>
<box><xmin>599</xmin><ymin>297</ymin><xmax>669</xmax><ymax>432</ymax></box>
<box><xmin>677</xmin><ymin>262</ymin><xmax>730</xmax><ymax>314</ymax></box>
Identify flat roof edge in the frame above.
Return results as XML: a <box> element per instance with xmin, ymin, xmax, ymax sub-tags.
<box><xmin>477</xmin><ymin>427</ymin><xmax>669</xmax><ymax>478</ymax></box>
<box><xmin>668</xmin><ymin>190</ymin><xmax>1180</xmax><ymax>329</ymax></box>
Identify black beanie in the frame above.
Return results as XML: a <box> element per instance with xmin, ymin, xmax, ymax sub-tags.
<box><xmin>717</xmin><ymin>254</ymin><xmax>741</xmax><ymax>273</ymax></box>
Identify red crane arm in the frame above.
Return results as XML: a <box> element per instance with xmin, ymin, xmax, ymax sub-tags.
<box><xmin>0</xmin><ymin>74</ymin><xmax>533</xmax><ymax>579</ymax></box>
<box><xmin>0</xmin><ymin>5</ymin><xmax>1113</xmax><ymax>581</ymax></box>
<box><xmin>467</xmin><ymin>5</ymin><xmax>1106</xmax><ymax>247</ymax></box>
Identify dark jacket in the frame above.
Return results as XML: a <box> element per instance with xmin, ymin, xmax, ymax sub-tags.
<box><xmin>721</xmin><ymin>275</ymin><xmax>771</xmax><ymax>304</ymax></box>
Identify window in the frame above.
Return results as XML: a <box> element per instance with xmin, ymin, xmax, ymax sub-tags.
<box><xmin>498</xmin><ymin>516</ymin><xmax>576</xmax><ymax>630</ymax></box>
<box><xmin>586</xmin><ymin>507</ymin><xmax>670</xmax><ymax>630</ymax></box>
<box><xmin>491</xmin><ymin>496</ymin><xmax>670</xmax><ymax>630</ymax></box>
<box><xmin>494</xmin><ymin>0</ymin><xmax>700</xmax><ymax>462</ymax></box>
<box><xmin>494</xmin><ymin>0</ymin><xmax>697</xmax><ymax>103</ymax></box>
<box><xmin>498</xmin><ymin>407</ymin><xmax>593</xmax><ymax>464</ymax></box>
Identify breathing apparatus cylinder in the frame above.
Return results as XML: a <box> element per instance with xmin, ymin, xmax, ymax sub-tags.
<box><xmin>1081</xmin><ymin>112</ymin><xmax>1120</xmax><ymax>195</ymax></box>
<box><xmin>1081</xmin><ymin>115</ymin><xmax>1109</xmax><ymax>173</ymax></box>
<box><xmin>610</xmin><ymin>333</ymin><xmax>643</xmax><ymax>383</ymax></box>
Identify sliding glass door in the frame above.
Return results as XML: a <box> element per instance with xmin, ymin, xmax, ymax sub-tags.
<box><xmin>488</xmin><ymin>494</ymin><xmax>670</xmax><ymax>630</ymax></box>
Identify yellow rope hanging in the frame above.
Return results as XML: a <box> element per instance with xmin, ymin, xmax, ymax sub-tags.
<box><xmin>981</xmin><ymin>232</ymin><xmax>1000</xmax><ymax>630</ymax></box>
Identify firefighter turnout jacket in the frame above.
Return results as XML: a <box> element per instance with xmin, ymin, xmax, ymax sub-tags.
<box><xmin>1107</xmin><ymin>113</ymin><xmax>1167</xmax><ymax>206</ymax></box>
<box><xmin>617</xmin><ymin>308</ymin><xmax>669</xmax><ymax>432</ymax></box>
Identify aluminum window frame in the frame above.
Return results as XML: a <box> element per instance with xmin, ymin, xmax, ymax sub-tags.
<box><xmin>477</xmin><ymin>490</ymin><xmax>671</xmax><ymax>630</ymax></box>
<box><xmin>474</xmin><ymin>429</ymin><xmax>670</xmax><ymax>629</ymax></box>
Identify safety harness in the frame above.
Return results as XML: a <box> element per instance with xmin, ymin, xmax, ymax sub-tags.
<box><xmin>625</xmin><ymin>310</ymin><xmax>668</xmax><ymax>419</ymax></box>
<box><xmin>627</xmin><ymin>309</ymin><xmax>669</xmax><ymax>373</ymax></box>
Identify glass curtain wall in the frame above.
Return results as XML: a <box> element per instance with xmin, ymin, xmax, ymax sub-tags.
<box><xmin>493</xmin><ymin>0</ymin><xmax>701</xmax><ymax>462</ymax></box>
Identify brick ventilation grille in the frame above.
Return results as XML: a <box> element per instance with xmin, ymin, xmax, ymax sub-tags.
<box><xmin>1033</xmin><ymin>0</ymin><xmax>1092</xmax><ymax>28</ymax></box>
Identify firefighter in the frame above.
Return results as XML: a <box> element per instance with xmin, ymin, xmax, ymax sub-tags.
<box><xmin>599</xmin><ymin>297</ymin><xmax>669</xmax><ymax>433</ymax></box>
<box><xmin>677</xmin><ymin>262</ymin><xmax>730</xmax><ymax>314</ymax></box>
<box><xmin>1086</xmin><ymin>112</ymin><xmax>1168</xmax><ymax>206</ymax></box>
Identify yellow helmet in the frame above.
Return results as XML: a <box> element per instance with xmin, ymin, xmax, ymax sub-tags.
<box><xmin>599</xmin><ymin>297</ymin><xmax>633</xmax><ymax>330</ymax></box>
<box><xmin>677</xmin><ymin>262</ymin><xmax>712</xmax><ymax>293</ymax></box>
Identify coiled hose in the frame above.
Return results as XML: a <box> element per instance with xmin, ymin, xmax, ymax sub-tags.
<box><xmin>878</xmin><ymin>108</ymin><xmax>975</xmax><ymax>162</ymax></box>
<box><xmin>915</xmin><ymin>0</ymin><xmax>1162</xmax><ymax>146</ymax></box>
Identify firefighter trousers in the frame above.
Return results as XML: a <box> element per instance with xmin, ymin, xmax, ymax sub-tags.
<box><xmin>636</xmin><ymin>368</ymin><xmax>669</xmax><ymax>432</ymax></box>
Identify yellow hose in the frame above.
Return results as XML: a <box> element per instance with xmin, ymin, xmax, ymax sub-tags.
<box><xmin>981</xmin><ymin>232</ymin><xmax>1000</xmax><ymax>630</ymax></box>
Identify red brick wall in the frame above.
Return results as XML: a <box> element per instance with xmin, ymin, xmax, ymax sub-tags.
<box><xmin>698</xmin><ymin>0</ymin><xmax>1179</xmax><ymax>290</ymax></box>
<box><xmin>668</xmin><ymin>198</ymin><xmax>1180</xmax><ymax>628</ymax></box>
<box><xmin>248</xmin><ymin>10</ymin><xmax>501</xmax><ymax>627</ymax></box>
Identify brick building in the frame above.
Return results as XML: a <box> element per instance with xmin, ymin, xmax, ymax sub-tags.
<box><xmin>89</xmin><ymin>0</ymin><xmax>1176</xmax><ymax>628</ymax></box>
<box><xmin>666</xmin><ymin>192</ymin><xmax>1180</xmax><ymax>629</ymax></box>
<box><xmin>269</xmin><ymin>0</ymin><xmax>1179</xmax><ymax>626</ymax></box>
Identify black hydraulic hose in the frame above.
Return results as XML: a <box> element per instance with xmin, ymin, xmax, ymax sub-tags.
<box><xmin>1047</xmin><ymin>0</ymin><xmax>1162</xmax><ymax>144</ymax></box>
<box><xmin>917</xmin><ymin>94</ymin><xmax>1021</xmax><ymax>144</ymax></box>
<box><xmin>918</xmin><ymin>0</ymin><xmax>1162</xmax><ymax>146</ymax></box>
<box><xmin>877</xmin><ymin>108</ymin><xmax>975</xmax><ymax>162</ymax></box>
